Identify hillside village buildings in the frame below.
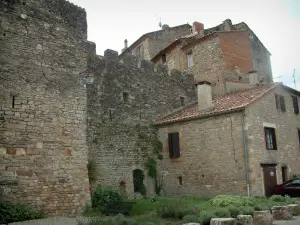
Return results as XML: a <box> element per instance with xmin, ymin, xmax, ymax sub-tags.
<box><xmin>0</xmin><ymin>0</ymin><xmax>299</xmax><ymax>216</ymax></box>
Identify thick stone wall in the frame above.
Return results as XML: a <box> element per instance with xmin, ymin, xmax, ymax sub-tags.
<box><xmin>245</xmin><ymin>86</ymin><xmax>300</xmax><ymax>196</ymax></box>
<box><xmin>87</xmin><ymin>52</ymin><xmax>196</xmax><ymax>197</ymax></box>
<box><xmin>0</xmin><ymin>0</ymin><xmax>91</xmax><ymax>215</ymax></box>
<box><xmin>157</xmin><ymin>112</ymin><xmax>248</xmax><ymax>196</ymax></box>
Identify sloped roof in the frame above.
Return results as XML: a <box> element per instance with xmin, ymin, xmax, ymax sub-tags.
<box><xmin>156</xmin><ymin>83</ymin><xmax>280</xmax><ymax>125</ymax></box>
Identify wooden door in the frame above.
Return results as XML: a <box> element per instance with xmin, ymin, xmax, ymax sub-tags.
<box><xmin>262</xmin><ymin>165</ymin><xmax>277</xmax><ymax>197</ymax></box>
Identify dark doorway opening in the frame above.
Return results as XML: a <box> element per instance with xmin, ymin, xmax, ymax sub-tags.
<box><xmin>281</xmin><ymin>166</ymin><xmax>287</xmax><ymax>182</ymax></box>
<box><xmin>133</xmin><ymin>169</ymin><xmax>146</xmax><ymax>196</ymax></box>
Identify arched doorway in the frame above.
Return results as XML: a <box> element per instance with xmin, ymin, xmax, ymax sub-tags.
<box><xmin>133</xmin><ymin>169</ymin><xmax>146</xmax><ymax>196</ymax></box>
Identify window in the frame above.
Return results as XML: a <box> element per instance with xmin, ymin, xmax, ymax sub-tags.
<box><xmin>178</xmin><ymin>176</ymin><xmax>183</xmax><ymax>185</ymax></box>
<box><xmin>264</xmin><ymin>127</ymin><xmax>277</xmax><ymax>150</ymax></box>
<box><xmin>292</xmin><ymin>96</ymin><xmax>299</xmax><ymax>114</ymax></box>
<box><xmin>275</xmin><ymin>94</ymin><xmax>286</xmax><ymax>112</ymax></box>
<box><xmin>168</xmin><ymin>132</ymin><xmax>180</xmax><ymax>158</ymax></box>
<box><xmin>123</xmin><ymin>92</ymin><xmax>129</xmax><ymax>103</ymax></box>
<box><xmin>180</xmin><ymin>97</ymin><xmax>185</xmax><ymax>106</ymax></box>
<box><xmin>187</xmin><ymin>54</ymin><xmax>193</xmax><ymax>68</ymax></box>
<box><xmin>161</xmin><ymin>54</ymin><xmax>166</xmax><ymax>64</ymax></box>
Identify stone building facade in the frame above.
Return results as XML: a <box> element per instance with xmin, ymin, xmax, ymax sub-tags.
<box><xmin>156</xmin><ymin>81</ymin><xmax>300</xmax><ymax>197</ymax></box>
<box><xmin>0</xmin><ymin>0</ymin><xmax>92</xmax><ymax>215</ymax></box>
<box><xmin>151</xmin><ymin>19</ymin><xmax>273</xmax><ymax>97</ymax></box>
<box><xmin>87</xmin><ymin>51</ymin><xmax>196</xmax><ymax>197</ymax></box>
<box><xmin>120</xmin><ymin>24</ymin><xmax>192</xmax><ymax>62</ymax></box>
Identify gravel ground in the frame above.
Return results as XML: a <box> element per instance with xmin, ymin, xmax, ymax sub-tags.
<box><xmin>6</xmin><ymin>216</ymin><xmax>92</xmax><ymax>225</ymax></box>
<box><xmin>273</xmin><ymin>216</ymin><xmax>300</xmax><ymax>225</ymax></box>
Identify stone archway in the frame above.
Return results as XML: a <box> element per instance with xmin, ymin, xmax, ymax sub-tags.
<box><xmin>133</xmin><ymin>169</ymin><xmax>146</xmax><ymax>196</ymax></box>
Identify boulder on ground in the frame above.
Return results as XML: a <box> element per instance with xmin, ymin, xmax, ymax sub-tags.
<box><xmin>236</xmin><ymin>215</ymin><xmax>253</xmax><ymax>225</ymax></box>
<box><xmin>288</xmin><ymin>204</ymin><xmax>300</xmax><ymax>216</ymax></box>
<box><xmin>210</xmin><ymin>218</ymin><xmax>237</xmax><ymax>225</ymax></box>
<box><xmin>253</xmin><ymin>210</ymin><xmax>273</xmax><ymax>225</ymax></box>
<box><xmin>272</xmin><ymin>206</ymin><xmax>293</xmax><ymax>220</ymax></box>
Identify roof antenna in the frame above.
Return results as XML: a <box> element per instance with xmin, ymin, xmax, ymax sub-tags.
<box><xmin>293</xmin><ymin>69</ymin><xmax>297</xmax><ymax>89</ymax></box>
<box><xmin>159</xmin><ymin>17</ymin><xmax>162</xmax><ymax>28</ymax></box>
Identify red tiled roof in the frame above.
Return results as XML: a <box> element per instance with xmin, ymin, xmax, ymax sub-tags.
<box><xmin>156</xmin><ymin>83</ymin><xmax>280</xmax><ymax>125</ymax></box>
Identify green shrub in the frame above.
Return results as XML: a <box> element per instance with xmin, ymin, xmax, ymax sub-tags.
<box><xmin>213</xmin><ymin>208</ymin><xmax>231</xmax><ymax>218</ymax></box>
<box><xmin>199</xmin><ymin>211</ymin><xmax>216</xmax><ymax>225</ymax></box>
<box><xmin>240</xmin><ymin>206</ymin><xmax>254</xmax><ymax>216</ymax></box>
<box><xmin>210</xmin><ymin>195</ymin><xmax>255</xmax><ymax>207</ymax></box>
<box><xmin>0</xmin><ymin>201</ymin><xmax>45</xmax><ymax>224</ymax></box>
<box><xmin>284</xmin><ymin>195</ymin><xmax>300</xmax><ymax>204</ymax></box>
<box><xmin>91</xmin><ymin>188</ymin><xmax>123</xmax><ymax>212</ymax></box>
<box><xmin>227</xmin><ymin>206</ymin><xmax>241</xmax><ymax>218</ymax></box>
<box><xmin>253</xmin><ymin>204</ymin><xmax>270</xmax><ymax>211</ymax></box>
<box><xmin>269</xmin><ymin>195</ymin><xmax>285</xmax><ymax>202</ymax></box>
<box><xmin>182</xmin><ymin>214</ymin><xmax>200</xmax><ymax>223</ymax></box>
<box><xmin>157</xmin><ymin>200</ymin><xmax>199</xmax><ymax>219</ymax></box>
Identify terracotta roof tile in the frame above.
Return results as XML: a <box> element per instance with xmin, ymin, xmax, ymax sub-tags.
<box><xmin>156</xmin><ymin>83</ymin><xmax>280</xmax><ymax>125</ymax></box>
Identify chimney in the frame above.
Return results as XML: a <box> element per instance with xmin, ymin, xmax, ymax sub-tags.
<box><xmin>192</xmin><ymin>22</ymin><xmax>204</xmax><ymax>36</ymax></box>
<box><xmin>196</xmin><ymin>81</ymin><xmax>213</xmax><ymax>111</ymax></box>
<box><xmin>248</xmin><ymin>70</ymin><xmax>259</xmax><ymax>86</ymax></box>
<box><xmin>121</xmin><ymin>39</ymin><xmax>128</xmax><ymax>53</ymax></box>
<box><xmin>223</xmin><ymin>19</ymin><xmax>232</xmax><ymax>31</ymax></box>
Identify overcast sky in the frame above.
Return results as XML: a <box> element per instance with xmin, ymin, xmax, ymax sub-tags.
<box><xmin>69</xmin><ymin>0</ymin><xmax>299</xmax><ymax>90</ymax></box>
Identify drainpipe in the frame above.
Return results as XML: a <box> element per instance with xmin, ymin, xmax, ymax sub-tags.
<box><xmin>242</xmin><ymin>111</ymin><xmax>250</xmax><ymax>197</ymax></box>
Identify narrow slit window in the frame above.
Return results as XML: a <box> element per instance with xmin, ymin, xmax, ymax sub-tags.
<box><xmin>162</xmin><ymin>54</ymin><xmax>166</xmax><ymax>64</ymax></box>
<box><xmin>12</xmin><ymin>96</ymin><xmax>15</xmax><ymax>108</ymax></box>
<box><xmin>109</xmin><ymin>110</ymin><xmax>112</xmax><ymax>121</ymax></box>
<box><xmin>123</xmin><ymin>92</ymin><xmax>129</xmax><ymax>103</ymax></box>
<box><xmin>187</xmin><ymin>54</ymin><xmax>193</xmax><ymax>68</ymax></box>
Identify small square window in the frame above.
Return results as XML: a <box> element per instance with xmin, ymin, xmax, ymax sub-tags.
<box><xmin>187</xmin><ymin>54</ymin><xmax>193</xmax><ymax>68</ymax></box>
<box><xmin>180</xmin><ymin>97</ymin><xmax>185</xmax><ymax>106</ymax></box>
<box><xmin>264</xmin><ymin>127</ymin><xmax>277</xmax><ymax>150</ymax></box>
<box><xmin>178</xmin><ymin>176</ymin><xmax>183</xmax><ymax>185</ymax></box>
<box><xmin>123</xmin><ymin>92</ymin><xmax>129</xmax><ymax>103</ymax></box>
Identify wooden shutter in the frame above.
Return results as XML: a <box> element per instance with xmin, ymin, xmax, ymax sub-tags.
<box><xmin>280</xmin><ymin>96</ymin><xmax>286</xmax><ymax>112</ymax></box>
<box><xmin>275</xmin><ymin>94</ymin><xmax>280</xmax><ymax>109</ymax></box>
<box><xmin>172</xmin><ymin>132</ymin><xmax>180</xmax><ymax>158</ymax></box>
<box><xmin>168</xmin><ymin>133</ymin><xmax>173</xmax><ymax>158</ymax></box>
<box><xmin>168</xmin><ymin>132</ymin><xmax>180</xmax><ymax>158</ymax></box>
<box><xmin>292</xmin><ymin>96</ymin><xmax>299</xmax><ymax>114</ymax></box>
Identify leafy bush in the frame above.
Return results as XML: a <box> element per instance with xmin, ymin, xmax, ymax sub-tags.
<box><xmin>182</xmin><ymin>214</ymin><xmax>200</xmax><ymax>223</ymax></box>
<box><xmin>253</xmin><ymin>204</ymin><xmax>270</xmax><ymax>211</ymax></box>
<box><xmin>269</xmin><ymin>195</ymin><xmax>285</xmax><ymax>202</ymax></box>
<box><xmin>284</xmin><ymin>195</ymin><xmax>300</xmax><ymax>204</ymax></box>
<box><xmin>213</xmin><ymin>208</ymin><xmax>231</xmax><ymax>218</ymax></box>
<box><xmin>227</xmin><ymin>206</ymin><xmax>241</xmax><ymax>218</ymax></box>
<box><xmin>240</xmin><ymin>206</ymin><xmax>254</xmax><ymax>216</ymax></box>
<box><xmin>199</xmin><ymin>211</ymin><xmax>216</xmax><ymax>225</ymax></box>
<box><xmin>0</xmin><ymin>201</ymin><xmax>45</xmax><ymax>224</ymax></box>
<box><xmin>91</xmin><ymin>188</ymin><xmax>124</xmax><ymax>212</ymax></box>
<box><xmin>157</xmin><ymin>200</ymin><xmax>199</xmax><ymax>219</ymax></box>
<box><xmin>210</xmin><ymin>195</ymin><xmax>255</xmax><ymax>207</ymax></box>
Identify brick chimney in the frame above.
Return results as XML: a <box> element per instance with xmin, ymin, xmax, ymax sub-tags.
<box><xmin>192</xmin><ymin>22</ymin><xmax>204</xmax><ymax>36</ymax></box>
<box><xmin>196</xmin><ymin>81</ymin><xmax>213</xmax><ymax>111</ymax></box>
<box><xmin>248</xmin><ymin>70</ymin><xmax>259</xmax><ymax>86</ymax></box>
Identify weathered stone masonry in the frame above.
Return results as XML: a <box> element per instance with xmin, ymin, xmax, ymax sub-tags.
<box><xmin>87</xmin><ymin>51</ymin><xmax>196</xmax><ymax>197</ymax></box>
<box><xmin>0</xmin><ymin>0</ymin><xmax>92</xmax><ymax>215</ymax></box>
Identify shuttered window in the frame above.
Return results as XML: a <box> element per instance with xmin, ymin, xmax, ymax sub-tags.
<box><xmin>292</xmin><ymin>96</ymin><xmax>299</xmax><ymax>114</ymax></box>
<box><xmin>275</xmin><ymin>94</ymin><xmax>286</xmax><ymax>112</ymax></box>
<box><xmin>280</xmin><ymin>96</ymin><xmax>286</xmax><ymax>112</ymax></box>
<box><xmin>264</xmin><ymin>127</ymin><xmax>277</xmax><ymax>150</ymax></box>
<box><xmin>168</xmin><ymin>132</ymin><xmax>180</xmax><ymax>158</ymax></box>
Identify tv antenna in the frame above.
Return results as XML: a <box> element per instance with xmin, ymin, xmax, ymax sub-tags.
<box><xmin>293</xmin><ymin>69</ymin><xmax>297</xmax><ymax>89</ymax></box>
<box><xmin>159</xmin><ymin>17</ymin><xmax>162</xmax><ymax>28</ymax></box>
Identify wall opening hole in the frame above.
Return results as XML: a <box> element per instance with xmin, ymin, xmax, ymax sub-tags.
<box><xmin>180</xmin><ymin>97</ymin><xmax>185</xmax><ymax>106</ymax></box>
<box><xmin>22</xmin><ymin>2</ymin><xmax>26</xmax><ymax>5</ymax></box>
<box><xmin>12</xmin><ymin>96</ymin><xmax>15</xmax><ymax>108</ymax></box>
<box><xmin>202</xmin><ymin>174</ymin><xmax>204</xmax><ymax>177</ymax></box>
<box><xmin>178</xmin><ymin>176</ymin><xmax>183</xmax><ymax>185</ymax></box>
<box><xmin>123</xmin><ymin>92</ymin><xmax>129</xmax><ymax>103</ymax></box>
<box><xmin>3</xmin><ymin>33</ymin><xmax>6</xmax><ymax>37</ymax></box>
<box><xmin>109</xmin><ymin>110</ymin><xmax>112</xmax><ymax>121</ymax></box>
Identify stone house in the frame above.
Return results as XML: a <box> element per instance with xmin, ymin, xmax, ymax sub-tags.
<box><xmin>120</xmin><ymin>24</ymin><xmax>192</xmax><ymax>62</ymax></box>
<box><xmin>151</xmin><ymin>19</ymin><xmax>273</xmax><ymax>97</ymax></box>
<box><xmin>156</xmin><ymin>77</ymin><xmax>300</xmax><ymax>197</ymax></box>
